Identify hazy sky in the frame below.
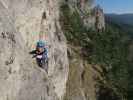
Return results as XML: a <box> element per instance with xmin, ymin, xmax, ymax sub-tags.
<box><xmin>96</xmin><ymin>0</ymin><xmax>133</xmax><ymax>14</ymax></box>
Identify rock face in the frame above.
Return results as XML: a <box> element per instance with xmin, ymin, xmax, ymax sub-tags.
<box><xmin>82</xmin><ymin>4</ymin><xmax>105</xmax><ymax>31</ymax></box>
<box><xmin>94</xmin><ymin>5</ymin><xmax>105</xmax><ymax>32</ymax></box>
<box><xmin>64</xmin><ymin>46</ymin><xmax>102</xmax><ymax>100</ymax></box>
<box><xmin>68</xmin><ymin>0</ymin><xmax>94</xmax><ymax>11</ymax></box>
<box><xmin>0</xmin><ymin>0</ymin><xmax>68</xmax><ymax>100</ymax></box>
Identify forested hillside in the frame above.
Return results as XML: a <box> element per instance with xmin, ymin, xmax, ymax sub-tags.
<box><xmin>106</xmin><ymin>14</ymin><xmax>133</xmax><ymax>26</ymax></box>
<box><xmin>60</xmin><ymin>3</ymin><xmax>133</xmax><ymax>100</ymax></box>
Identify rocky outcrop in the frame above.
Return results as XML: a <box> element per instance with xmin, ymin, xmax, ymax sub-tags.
<box><xmin>94</xmin><ymin>5</ymin><xmax>105</xmax><ymax>32</ymax></box>
<box><xmin>66</xmin><ymin>0</ymin><xmax>105</xmax><ymax>31</ymax></box>
<box><xmin>0</xmin><ymin>0</ymin><xmax>68</xmax><ymax>100</ymax></box>
<box><xmin>82</xmin><ymin>5</ymin><xmax>105</xmax><ymax>31</ymax></box>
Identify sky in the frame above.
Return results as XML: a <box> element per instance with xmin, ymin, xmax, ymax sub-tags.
<box><xmin>96</xmin><ymin>0</ymin><xmax>133</xmax><ymax>14</ymax></box>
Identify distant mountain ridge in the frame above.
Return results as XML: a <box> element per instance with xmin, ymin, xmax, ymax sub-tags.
<box><xmin>105</xmin><ymin>13</ymin><xmax>133</xmax><ymax>26</ymax></box>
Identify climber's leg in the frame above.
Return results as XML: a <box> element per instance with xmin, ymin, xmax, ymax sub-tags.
<box><xmin>41</xmin><ymin>57</ymin><xmax>48</xmax><ymax>73</ymax></box>
<box><xmin>36</xmin><ymin>58</ymin><xmax>43</xmax><ymax>67</ymax></box>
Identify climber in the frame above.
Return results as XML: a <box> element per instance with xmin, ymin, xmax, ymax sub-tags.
<box><xmin>30</xmin><ymin>40</ymin><xmax>48</xmax><ymax>72</ymax></box>
<box><xmin>36</xmin><ymin>40</ymin><xmax>48</xmax><ymax>68</ymax></box>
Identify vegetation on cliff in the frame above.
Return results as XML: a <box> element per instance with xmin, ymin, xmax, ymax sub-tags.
<box><xmin>60</xmin><ymin>3</ymin><xmax>133</xmax><ymax>100</ymax></box>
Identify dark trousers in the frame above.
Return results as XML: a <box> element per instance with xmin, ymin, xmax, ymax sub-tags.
<box><xmin>36</xmin><ymin>58</ymin><xmax>48</xmax><ymax>73</ymax></box>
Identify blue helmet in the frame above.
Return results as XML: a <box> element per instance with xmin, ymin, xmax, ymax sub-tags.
<box><xmin>36</xmin><ymin>40</ymin><xmax>45</xmax><ymax>48</ymax></box>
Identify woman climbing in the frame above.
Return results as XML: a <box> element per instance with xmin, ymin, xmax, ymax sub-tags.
<box><xmin>36</xmin><ymin>40</ymin><xmax>48</xmax><ymax>72</ymax></box>
<box><xmin>30</xmin><ymin>40</ymin><xmax>48</xmax><ymax>73</ymax></box>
